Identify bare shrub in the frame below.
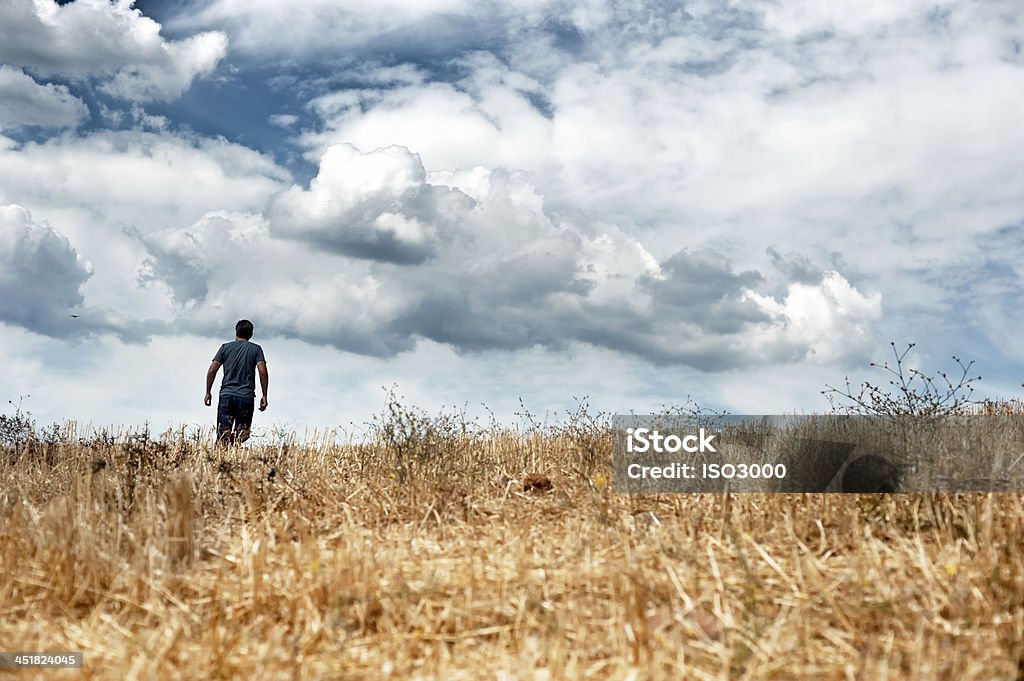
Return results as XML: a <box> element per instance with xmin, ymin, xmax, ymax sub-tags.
<box><xmin>0</xmin><ymin>396</ymin><xmax>36</xmax><ymax>456</ymax></box>
<box><xmin>822</xmin><ymin>342</ymin><xmax>984</xmax><ymax>479</ymax></box>
<box><xmin>822</xmin><ymin>342</ymin><xmax>981</xmax><ymax>419</ymax></box>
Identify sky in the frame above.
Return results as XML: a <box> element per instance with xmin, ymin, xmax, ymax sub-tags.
<box><xmin>1</xmin><ymin>0</ymin><xmax>1023</xmax><ymax>435</ymax></box>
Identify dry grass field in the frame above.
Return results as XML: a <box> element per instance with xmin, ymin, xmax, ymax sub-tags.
<box><xmin>2</xmin><ymin>403</ymin><xmax>1024</xmax><ymax>680</ymax></box>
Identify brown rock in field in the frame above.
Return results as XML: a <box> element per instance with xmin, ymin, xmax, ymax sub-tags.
<box><xmin>523</xmin><ymin>473</ymin><xmax>553</xmax><ymax>492</ymax></box>
<box><xmin>685</xmin><ymin>608</ymin><xmax>721</xmax><ymax>641</ymax></box>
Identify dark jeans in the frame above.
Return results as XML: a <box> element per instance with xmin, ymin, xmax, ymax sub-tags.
<box><xmin>217</xmin><ymin>394</ymin><xmax>255</xmax><ymax>445</ymax></box>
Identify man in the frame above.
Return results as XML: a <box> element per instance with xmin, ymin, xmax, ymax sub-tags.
<box><xmin>204</xmin><ymin>319</ymin><xmax>269</xmax><ymax>445</ymax></box>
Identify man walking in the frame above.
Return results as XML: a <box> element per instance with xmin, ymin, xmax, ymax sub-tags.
<box><xmin>204</xmin><ymin>319</ymin><xmax>269</xmax><ymax>445</ymax></box>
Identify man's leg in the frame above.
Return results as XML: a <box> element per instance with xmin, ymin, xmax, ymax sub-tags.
<box><xmin>216</xmin><ymin>397</ymin><xmax>235</xmax><ymax>446</ymax></box>
<box><xmin>234</xmin><ymin>397</ymin><xmax>255</xmax><ymax>444</ymax></box>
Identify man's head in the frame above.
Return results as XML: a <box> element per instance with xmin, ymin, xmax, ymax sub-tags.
<box><xmin>235</xmin><ymin>319</ymin><xmax>254</xmax><ymax>340</ymax></box>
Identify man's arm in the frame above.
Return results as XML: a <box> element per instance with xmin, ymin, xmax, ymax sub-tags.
<box><xmin>257</xmin><ymin>360</ymin><xmax>269</xmax><ymax>411</ymax></box>
<box><xmin>204</xmin><ymin>360</ymin><xmax>221</xmax><ymax>406</ymax></box>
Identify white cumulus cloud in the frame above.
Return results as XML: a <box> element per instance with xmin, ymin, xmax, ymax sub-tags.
<box><xmin>139</xmin><ymin>144</ymin><xmax>882</xmax><ymax>368</ymax></box>
<box><xmin>0</xmin><ymin>0</ymin><xmax>228</xmax><ymax>102</ymax></box>
<box><xmin>268</xmin><ymin>143</ymin><xmax>474</xmax><ymax>264</ymax></box>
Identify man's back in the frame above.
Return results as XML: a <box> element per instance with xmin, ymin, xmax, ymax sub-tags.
<box><xmin>214</xmin><ymin>340</ymin><xmax>266</xmax><ymax>398</ymax></box>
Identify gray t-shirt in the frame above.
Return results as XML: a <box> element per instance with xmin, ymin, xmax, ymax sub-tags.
<box><xmin>213</xmin><ymin>340</ymin><xmax>266</xmax><ymax>399</ymax></box>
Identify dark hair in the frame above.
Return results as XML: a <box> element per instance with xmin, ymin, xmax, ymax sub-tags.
<box><xmin>235</xmin><ymin>319</ymin><xmax>254</xmax><ymax>340</ymax></box>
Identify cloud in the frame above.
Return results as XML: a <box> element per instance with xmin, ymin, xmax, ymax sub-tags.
<box><xmin>299</xmin><ymin>67</ymin><xmax>554</xmax><ymax>173</ymax></box>
<box><xmin>268</xmin><ymin>143</ymin><xmax>475</xmax><ymax>264</ymax></box>
<box><xmin>0</xmin><ymin>130</ymin><xmax>291</xmax><ymax>229</ymax></box>
<box><xmin>137</xmin><ymin>210</ymin><xmax>412</xmax><ymax>357</ymax></box>
<box><xmin>172</xmin><ymin>0</ymin><xmax>514</xmax><ymax>58</ymax></box>
<box><xmin>288</xmin><ymin>0</ymin><xmax>1023</xmax><ymax>351</ymax></box>
<box><xmin>767</xmin><ymin>247</ymin><xmax>823</xmax><ymax>285</ymax></box>
<box><xmin>0</xmin><ymin>128</ymin><xmax>293</xmax><ymax>333</ymax></box>
<box><xmin>759</xmin><ymin>0</ymin><xmax>959</xmax><ymax>39</ymax></box>
<box><xmin>140</xmin><ymin>145</ymin><xmax>882</xmax><ymax>368</ymax></box>
<box><xmin>0</xmin><ymin>66</ymin><xmax>88</xmax><ymax>129</ymax></box>
<box><xmin>0</xmin><ymin>0</ymin><xmax>227</xmax><ymax>102</ymax></box>
<box><xmin>0</xmin><ymin>204</ymin><xmax>144</xmax><ymax>341</ymax></box>
<box><xmin>268</xmin><ymin>113</ymin><xmax>299</xmax><ymax>128</ymax></box>
<box><xmin>291</xmin><ymin>2</ymin><xmax>1022</xmax><ymax>221</ymax></box>
<box><xmin>744</xmin><ymin>272</ymin><xmax>883</xmax><ymax>364</ymax></box>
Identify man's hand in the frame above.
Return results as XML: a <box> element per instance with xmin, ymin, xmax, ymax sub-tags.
<box><xmin>257</xmin><ymin>361</ymin><xmax>269</xmax><ymax>412</ymax></box>
<box><xmin>205</xmin><ymin>361</ymin><xmax>221</xmax><ymax>407</ymax></box>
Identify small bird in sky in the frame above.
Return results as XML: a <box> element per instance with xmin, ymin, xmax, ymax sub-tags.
<box><xmin>69</xmin><ymin>314</ymin><xmax>80</xmax><ymax>318</ymax></box>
